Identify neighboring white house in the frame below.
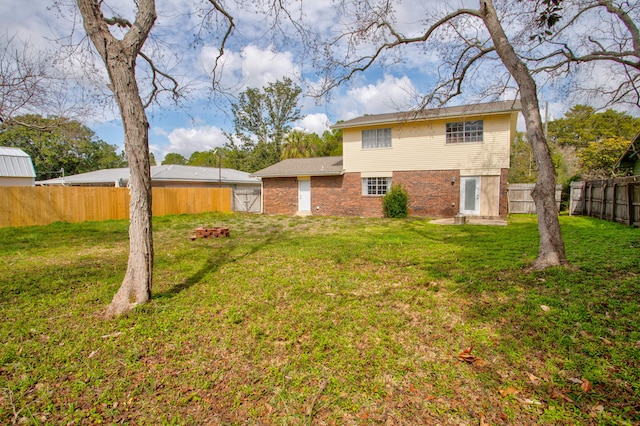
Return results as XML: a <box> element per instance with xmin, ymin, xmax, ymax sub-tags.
<box><xmin>38</xmin><ymin>164</ymin><xmax>263</xmax><ymax>213</ymax></box>
<box><xmin>0</xmin><ymin>147</ymin><xmax>36</xmax><ymax>186</ymax></box>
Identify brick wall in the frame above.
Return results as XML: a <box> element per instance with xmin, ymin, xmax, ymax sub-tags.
<box><xmin>312</xmin><ymin>174</ymin><xmax>383</xmax><ymax>217</ymax></box>
<box><xmin>262</xmin><ymin>177</ymin><xmax>298</xmax><ymax>215</ymax></box>
<box><xmin>393</xmin><ymin>170</ymin><xmax>459</xmax><ymax>217</ymax></box>
<box><xmin>261</xmin><ymin>169</ymin><xmax>506</xmax><ymax>218</ymax></box>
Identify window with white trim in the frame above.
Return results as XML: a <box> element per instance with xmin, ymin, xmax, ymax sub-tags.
<box><xmin>362</xmin><ymin>128</ymin><xmax>392</xmax><ymax>149</ymax></box>
<box><xmin>362</xmin><ymin>177</ymin><xmax>391</xmax><ymax>196</ymax></box>
<box><xmin>446</xmin><ymin>120</ymin><xmax>483</xmax><ymax>143</ymax></box>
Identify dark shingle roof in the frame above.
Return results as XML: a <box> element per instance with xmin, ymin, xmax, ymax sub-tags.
<box><xmin>332</xmin><ymin>100</ymin><xmax>521</xmax><ymax>129</ymax></box>
<box><xmin>251</xmin><ymin>157</ymin><xmax>344</xmax><ymax>178</ymax></box>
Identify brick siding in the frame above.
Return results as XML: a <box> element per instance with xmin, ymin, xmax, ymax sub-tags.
<box><xmin>262</xmin><ymin>177</ymin><xmax>298</xmax><ymax>215</ymax></box>
<box><xmin>261</xmin><ymin>169</ymin><xmax>507</xmax><ymax>217</ymax></box>
<box><xmin>312</xmin><ymin>174</ymin><xmax>383</xmax><ymax>217</ymax></box>
<box><xmin>392</xmin><ymin>170</ymin><xmax>459</xmax><ymax>217</ymax></box>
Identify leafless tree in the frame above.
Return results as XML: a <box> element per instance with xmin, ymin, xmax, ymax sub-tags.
<box><xmin>526</xmin><ymin>0</ymin><xmax>640</xmax><ymax>108</ymax></box>
<box><xmin>1</xmin><ymin>32</ymin><xmax>107</xmax><ymax>128</ymax></box>
<box><xmin>74</xmin><ymin>0</ymin><xmax>234</xmax><ymax>316</ymax></box>
<box><xmin>306</xmin><ymin>0</ymin><xmax>638</xmax><ymax>269</ymax></box>
<box><xmin>301</xmin><ymin>0</ymin><xmax>563</xmax><ymax>268</ymax></box>
<box><xmin>0</xmin><ymin>34</ymin><xmax>48</xmax><ymax>124</ymax></box>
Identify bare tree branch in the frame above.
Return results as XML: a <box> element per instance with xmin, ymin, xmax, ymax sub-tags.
<box><xmin>316</xmin><ymin>8</ymin><xmax>482</xmax><ymax>96</ymax></box>
<box><xmin>206</xmin><ymin>0</ymin><xmax>236</xmax><ymax>91</ymax></box>
<box><xmin>138</xmin><ymin>51</ymin><xmax>179</xmax><ymax>108</ymax></box>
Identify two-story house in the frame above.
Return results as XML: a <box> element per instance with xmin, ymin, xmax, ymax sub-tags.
<box><xmin>252</xmin><ymin>100</ymin><xmax>521</xmax><ymax>218</ymax></box>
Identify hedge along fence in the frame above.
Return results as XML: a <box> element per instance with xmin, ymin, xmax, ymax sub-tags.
<box><xmin>0</xmin><ymin>186</ymin><xmax>232</xmax><ymax>228</ymax></box>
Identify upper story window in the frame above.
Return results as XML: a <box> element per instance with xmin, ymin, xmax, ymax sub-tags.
<box><xmin>362</xmin><ymin>128</ymin><xmax>392</xmax><ymax>149</ymax></box>
<box><xmin>446</xmin><ymin>120</ymin><xmax>483</xmax><ymax>143</ymax></box>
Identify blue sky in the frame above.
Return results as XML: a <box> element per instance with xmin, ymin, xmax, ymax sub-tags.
<box><xmin>3</xmin><ymin>0</ymin><xmax>636</xmax><ymax>163</ymax></box>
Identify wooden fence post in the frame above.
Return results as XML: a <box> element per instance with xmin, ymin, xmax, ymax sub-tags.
<box><xmin>628</xmin><ymin>183</ymin><xmax>634</xmax><ymax>226</ymax></box>
<box><xmin>601</xmin><ymin>183</ymin><xmax>607</xmax><ymax>219</ymax></box>
<box><xmin>611</xmin><ymin>183</ymin><xmax>617</xmax><ymax>222</ymax></box>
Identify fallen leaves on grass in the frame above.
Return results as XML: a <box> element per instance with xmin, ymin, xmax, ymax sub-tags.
<box><xmin>540</xmin><ymin>305</ymin><xmax>550</xmax><ymax>312</ymax></box>
<box><xmin>551</xmin><ymin>388</ymin><xmax>574</xmax><ymax>403</ymax></box>
<box><xmin>499</xmin><ymin>387</ymin><xmax>519</xmax><ymax>398</ymax></box>
<box><xmin>456</xmin><ymin>346</ymin><xmax>487</xmax><ymax>367</ymax></box>
<box><xmin>518</xmin><ymin>397</ymin><xmax>542</xmax><ymax>406</ymax></box>
<box><xmin>527</xmin><ymin>373</ymin><xmax>541</xmax><ymax>386</ymax></box>
<box><xmin>590</xmin><ymin>404</ymin><xmax>604</xmax><ymax>418</ymax></box>
<box><xmin>568</xmin><ymin>377</ymin><xmax>593</xmax><ymax>392</ymax></box>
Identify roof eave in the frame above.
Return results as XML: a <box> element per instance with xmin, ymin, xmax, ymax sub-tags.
<box><xmin>252</xmin><ymin>171</ymin><xmax>344</xmax><ymax>178</ymax></box>
<box><xmin>331</xmin><ymin>102</ymin><xmax>522</xmax><ymax>130</ymax></box>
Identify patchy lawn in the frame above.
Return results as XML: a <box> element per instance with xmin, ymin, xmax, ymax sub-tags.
<box><xmin>0</xmin><ymin>213</ymin><xmax>638</xmax><ymax>425</ymax></box>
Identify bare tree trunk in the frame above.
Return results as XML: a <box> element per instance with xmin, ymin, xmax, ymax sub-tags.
<box><xmin>481</xmin><ymin>0</ymin><xmax>567</xmax><ymax>269</ymax></box>
<box><xmin>76</xmin><ymin>0</ymin><xmax>156</xmax><ymax>316</ymax></box>
<box><xmin>105</xmin><ymin>56</ymin><xmax>154</xmax><ymax>317</ymax></box>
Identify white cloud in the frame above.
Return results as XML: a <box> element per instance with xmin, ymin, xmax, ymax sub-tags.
<box><xmin>200</xmin><ymin>44</ymin><xmax>301</xmax><ymax>92</ymax></box>
<box><xmin>151</xmin><ymin>125</ymin><xmax>227</xmax><ymax>161</ymax></box>
<box><xmin>335</xmin><ymin>74</ymin><xmax>417</xmax><ymax>119</ymax></box>
<box><xmin>298</xmin><ymin>113</ymin><xmax>331</xmax><ymax>135</ymax></box>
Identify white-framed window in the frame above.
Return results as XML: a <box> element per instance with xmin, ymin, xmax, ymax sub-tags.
<box><xmin>362</xmin><ymin>128</ymin><xmax>392</xmax><ymax>149</ymax></box>
<box><xmin>362</xmin><ymin>177</ymin><xmax>391</xmax><ymax>196</ymax></box>
<box><xmin>446</xmin><ymin>120</ymin><xmax>483</xmax><ymax>143</ymax></box>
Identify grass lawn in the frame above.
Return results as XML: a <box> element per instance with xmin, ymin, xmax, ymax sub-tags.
<box><xmin>0</xmin><ymin>213</ymin><xmax>638</xmax><ymax>425</ymax></box>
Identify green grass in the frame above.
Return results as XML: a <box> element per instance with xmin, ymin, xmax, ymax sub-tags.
<box><xmin>0</xmin><ymin>213</ymin><xmax>638</xmax><ymax>425</ymax></box>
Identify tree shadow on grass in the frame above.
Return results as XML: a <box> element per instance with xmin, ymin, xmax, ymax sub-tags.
<box><xmin>153</xmin><ymin>227</ymin><xmax>285</xmax><ymax>300</ymax></box>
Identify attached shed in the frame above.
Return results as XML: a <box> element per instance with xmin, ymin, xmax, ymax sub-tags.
<box><xmin>0</xmin><ymin>147</ymin><xmax>36</xmax><ymax>186</ymax></box>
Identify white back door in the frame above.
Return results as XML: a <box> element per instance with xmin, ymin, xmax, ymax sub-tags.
<box><xmin>460</xmin><ymin>176</ymin><xmax>480</xmax><ymax>215</ymax></box>
<box><xmin>298</xmin><ymin>179</ymin><xmax>311</xmax><ymax>212</ymax></box>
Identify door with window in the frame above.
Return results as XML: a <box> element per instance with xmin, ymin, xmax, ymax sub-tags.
<box><xmin>460</xmin><ymin>176</ymin><xmax>480</xmax><ymax>215</ymax></box>
<box><xmin>298</xmin><ymin>179</ymin><xmax>311</xmax><ymax>213</ymax></box>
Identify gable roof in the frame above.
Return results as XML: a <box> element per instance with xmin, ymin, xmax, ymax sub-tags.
<box><xmin>37</xmin><ymin>165</ymin><xmax>260</xmax><ymax>186</ymax></box>
<box><xmin>615</xmin><ymin>132</ymin><xmax>640</xmax><ymax>170</ymax></box>
<box><xmin>251</xmin><ymin>156</ymin><xmax>344</xmax><ymax>178</ymax></box>
<box><xmin>332</xmin><ymin>100</ymin><xmax>522</xmax><ymax>129</ymax></box>
<box><xmin>0</xmin><ymin>147</ymin><xmax>36</xmax><ymax>178</ymax></box>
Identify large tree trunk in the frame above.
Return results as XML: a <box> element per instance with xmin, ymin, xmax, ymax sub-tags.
<box><xmin>104</xmin><ymin>57</ymin><xmax>154</xmax><ymax>317</ymax></box>
<box><xmin>480</xmin><ymin>0</ymin><xmax>567</xmax><ymax>269</ymax></box>
<box><xmin>76</xmin><ymin>0</ymin><xmax>156</xmax><ymax>316</ymax></box>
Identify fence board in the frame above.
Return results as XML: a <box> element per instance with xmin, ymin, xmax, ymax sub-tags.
<box><xmin>570</xmin><ymin>177</ymin><xmax>640</xmax><ymax>226</ymax></box>
<box><xmin>0</xmin><ymin>186</ymin><xmax>231</xmax><ymax>228</ymax></box>
<box><xmin>508</xmin><ymin>183</ymin><xmax>562</xmax><ymax>213</ymax></box>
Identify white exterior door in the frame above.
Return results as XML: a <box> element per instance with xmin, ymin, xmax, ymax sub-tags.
<box><xmin>298</xmin><ymin>179</ymin><xmax>311</xmax><ymax>212</ymax></box>
<box><xmin>460</xmin><ymin>176</ymin><xmax>480</xmax><ymax>215</ymax></box>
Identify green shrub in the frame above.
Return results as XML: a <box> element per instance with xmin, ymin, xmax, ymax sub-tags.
<box><xmin>382</xmin><ymin>183</ymin><xmax>409</xmax><ymax>218</ymax></box>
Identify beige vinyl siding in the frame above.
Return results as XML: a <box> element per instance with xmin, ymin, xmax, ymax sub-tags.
<box><xmin>342</xmin><ymin>113</ymin><xmax>515</xmax><ymax>174</ymax></box>
<box><xmin>479</xmin><ymin>175</ymin><xmax>500</xmax><ymax>216</ymax></box>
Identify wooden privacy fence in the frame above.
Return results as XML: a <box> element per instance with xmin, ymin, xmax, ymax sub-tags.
<box><xmin>0</xmin><ymin>186</ymin><xmax>232</xmax><ymax>228</ymax></box>
<box><xmin>508</xmin><ymin>183</ymin><xmax>562</xmax><ymax>214</ymax></box>
<box><xmin>569</xmin><ymin>176</ymin><xmax>640</xmax><ymax>226</ymax></box>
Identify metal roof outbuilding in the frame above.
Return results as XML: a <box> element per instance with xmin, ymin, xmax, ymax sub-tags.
<box><xmin>0</xmin><ymin>147</ymin><xmax>36</xmax><ymax>178</ymax></box>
